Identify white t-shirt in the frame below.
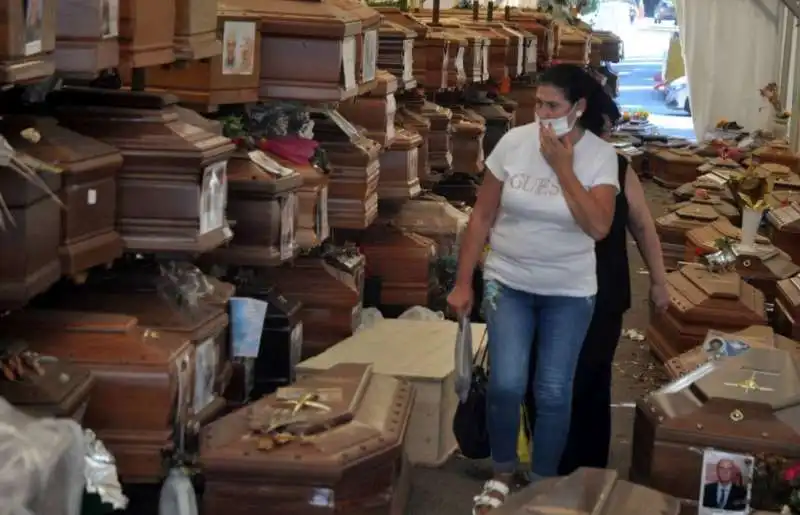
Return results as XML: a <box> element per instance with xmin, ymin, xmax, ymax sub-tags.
<box><xmin>483</xmin><ymin>122</ymin><xmax>619</xmax><ymax>297</ymax></box>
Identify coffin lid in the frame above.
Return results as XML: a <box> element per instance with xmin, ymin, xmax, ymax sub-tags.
<box><xmin>658</xmin><ymin>148</ymin><xmax>706</xmax><ymax>164</ymax></box>
<box><xmin>672</xmin><ymin>201</ymin><xmax>719</xmax><ymax>221</ymax></box>
<box><xmin>670</xmin><ymin>266</ymin><xmax>742</xmax><ymax>301</ymax></box>
<box><xmin>201</xmin><ymin>363</ymin><xmax>412</xmax><ymax>476</ymax></box>
<box><xmin>755</xmin><ymin>144</ymin><xmax>795</xmax><ymax>157</ymax></box>
<box><xmin>227</xmin><ymin>151</ymin><xmax>304</xmax><ymax>194</ymax></box>
<box><xmin>379</xmin><ymin>18</ymin><xmax>416</xmax><ymax>39</ymax></box>
<box><xmin>225</xmin><ymin>0</ymin><xmax>362</xmax><ymax>38</ymax></box>
<box><xmin>493</xmin><ymin>468</ymin><xmax>680</xmax><ymax>515</ymax></box>
<box><xmin>376</xmin><ymin>8</ymin><xmax>430</xmax><ymax>37</ymax></box>
<box><xmin>327</xmin><ymin>0</ymin><xmax>381</xmax><ymax>28</ymax></box>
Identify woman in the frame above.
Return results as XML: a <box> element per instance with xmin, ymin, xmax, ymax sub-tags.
<box><xmin>525</xmin><ymin>104</ymin><xmax>670</xmax><ymax>478</ymax></box>
<box><xmin>447</xmin><ymin>64</ymin><xmax>621</xmax><ymax>514</ymax></box>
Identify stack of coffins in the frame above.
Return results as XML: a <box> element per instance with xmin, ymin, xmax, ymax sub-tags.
<box><xmin>136</xmin><ymin>11</ymin><xmax>261</xmax><ymax>110</ymax></box>
<box><xmin>172</xmin><ymin>0</ymin><xmax>222</xmax><ymax>61</ymax></box>
<box><xmin>337</xmin><ymin>70</ymin><xmax>398</xmax><ymax>148</ymax></box>
<box><xmin>377</xmin><ymin>19</ymin><xmax>417</xmax><ymax>91</ymax></box>
<box><xmin>775</xmin><ymin>274</ymin><xmax>800</xmax><ymax>340</ymax></box>
<box><xmin>665</xmin><ymin>325</ymin><xmax>797</xmax><ymax>379</ymax></box>
<box><xmin>646</xmin><ymin>265</ymin><xmax>767</xmax><ymax>363</ymax></box>
<box><xmin>55</xmin><ymin>0</ymin><xmax>120</xmax><ymax>77</ymax></box>
<box><xmin>765</xmin><ymin>200</ymin><xmax>800</xmax><ymax>264</ymax></box>
<box><xmin>494</xmin><ymin>468</ymin><xmax>680</xmax><ymax>515</ymax></box>
<box><xmin>400</xmin><ymin>95</ymin><xmax>453</xmax><ymax>176</ymax></box>
<box><xmin>631</xmin><ymin>347</ymin><xmax>800</xmax><ymax>512</ymax></box>
<box><xmin>310</xmin><ymin>108</ymin><xmax>379</xmax><ymax>230</ymax></box>
<box><xmin>555</xmin><ymin>23</ymin><xmax>590</xmax><ymax>65</ymax></box>
<box><xmin>461</xmin><ymin>23</ymin><xmax>510</xmax><ymax>83</ymax></box>
<box><xmin>752</xmin><ymin>140</ymin><xmax>800</xmax><ymax>174</ymax></box>
<box><xmin>260</xmin><ymin>250</ymin><xmax>364</xmax><ymax>360</ymax></box>
<box><xmin>0</xmin><ymin>310</ymin><xmax>194</xmax><ymax>483</ymax></box>
<box><xmin>202</xmin><ymin>363</ymin><xmax>414</xmax><ymax>515</ymax></box>
<box><xmin>378</xmin><ymin>9</ymin><xmax>449</xmax><ymax>91</ymax></box>
<box><xmin>298</xmin><ymin>319</ymin><xmax>485</xmax><ymax>466</ymax></box>
<box><xmin>378</xmin><ymin>128</ymin><xmax>423</xmax><ymax>200</ymax></box>
<box><xmin>435</xmin><ymin>22</ymin><xmax>485</xmax><ymax>84</ymax></box>
<box><xmin>683</xmin><ymin>220</ymin><xmax>798</xmax><ymax>302</ymax></box>
<box><xmin>650</xmin><ymin>147</ymin><xmax>707</xmax><ymax>188</ymax></box>
<box><xmin>396</xmin><ymin>106</ymin><xmax>434</xmax><ymax>185</ymax></box>
<box><xmin>508</xmin><ymin>9</ymin><xmax>555</xmax><ymax>68</ymax></box>
<box><xmin>0</xmin><ymin>0</ymin><xmax>55</xmax><ymax>83</ymax></box>
<box><xmin>470</xmin><ymin>99</ymin><xmax>515</xmax><ymax>156</ymax></box>
<box><xmin>50</xmin><ymin>88</ymin><xmax>236</xmax><ymax>254</ymax></box>
<box><xmin>330</xmin><ymin>0</ymin><xmax>381</xmax><ymax>95</ymax></box>
<box><xmin>655</xmin><ymin>199</ymin><xmax>733</xmax><ymax>269</ymax></box>
<box><xmin>424</xmin><ymin>22</ymin><xmax>467</xmax><ymax>88</ymax></box>
<box><xmin>450</xmin><ymin>107</ymin><xmax>486</xmax><ymax>176</ymax></box>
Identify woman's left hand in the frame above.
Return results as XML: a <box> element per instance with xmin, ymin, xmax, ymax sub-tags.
<box><xmin>540</xmin><ymin>123</ymin><xmax>574</xmax><ymax>174</ymax></box>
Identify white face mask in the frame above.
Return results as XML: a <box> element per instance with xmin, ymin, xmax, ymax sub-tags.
<box><xmin>538</xmin><ymin>106</ymin><xmax>582</xmax><ymax>137</ymax></box>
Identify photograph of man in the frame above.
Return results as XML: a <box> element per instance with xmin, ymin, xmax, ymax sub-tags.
<box><xmin>702</xmin><ymin>459</ymin><xmax>748</xmax><ymax>511</ymax></box>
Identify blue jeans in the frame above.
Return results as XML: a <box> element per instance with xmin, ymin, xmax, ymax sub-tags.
<box><xmin>483</xmin><ymin>279</ymin><xmax>595</xmax><ymax>477</ymax></box>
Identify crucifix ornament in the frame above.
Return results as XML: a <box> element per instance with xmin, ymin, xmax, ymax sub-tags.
<box><xmin>723</xmin><ymin>371</ymin><xmax>776</xmax><ymax>394</ymax></box>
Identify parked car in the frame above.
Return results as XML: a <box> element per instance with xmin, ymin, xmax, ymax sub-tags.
<box><xmin>665</xmin><ymin>76</ymin><xmax>690</xmax><ymax>114</ymax></box>
<box><xmin>654</xmin><ymin>0</ymin><xmax>676</xmax><ymax>23</ymax></box>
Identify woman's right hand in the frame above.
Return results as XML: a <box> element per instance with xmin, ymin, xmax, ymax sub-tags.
<box><xmin>447</xmin><ymin>283</ymin><xmax>474</xmax><ymax>317</ymax></box>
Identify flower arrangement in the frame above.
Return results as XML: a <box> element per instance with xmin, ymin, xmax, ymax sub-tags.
<box><xmin>760</xmin><ymin>82</ymin><xmax>792</xmax><ymax>120</ymax></box>
<box><xmin>621</xmin><ymin>110</ymin><xmax>649</xmax><ymax>122</ymax></box>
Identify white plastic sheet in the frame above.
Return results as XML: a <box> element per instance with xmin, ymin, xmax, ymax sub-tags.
<box><xmin>675</xmin><ymin>0</ymin><xmax>781</xmax><ymax>139</ymax></box>
<box><xmin>454</xmin><ymin>316</ymin><xmax>473</xmax><ymax>403</ymax></box>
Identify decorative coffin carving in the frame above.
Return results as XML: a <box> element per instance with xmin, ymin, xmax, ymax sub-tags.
<box><xmin>496</xmin><ymin>468</ymin><xmax>679</xmax><ymax>515</ymax></box>
<box><xmin>0</xmin><ymin>310</ymin><xmax>193</xmax><ymax>483</ymax></box>
<box><xmin>2</xmin><ymin>117</ymin><xmax>124</xmax><ymax>276</ymax></box>
<box><xmin>450</xmin><ymin>107</ymin><xmax>485</xmax><ymax>176</ymax></box>
<box><xmin>766</xmin><ymin>201</ymin><xmax>800</xmax><ymax>265</ymax></box>
<box><xmin>378</xmin><ymin>19</ymin><xmax>417</xmax><ymax>91</ymax></box>
<box><xmin>0</xmin><ymin>167</ymin><xmax>61</xmax><ymax>310</ymax></box>
<box><xmin>261</xmin><ymin>253</ymin><xmax>363</xmax><ymax>360</ymax></box>
<box><xmin>631</xmin><ymin>347</ymin><xmax>800</xmax><ymax>511</ymax></box>
<box><xmin>118</xmin><ymin>0</ymin><xmax>175</xmax><ymax>67</ymax></box>
<box><xmin>0</xmin><ymin>0</ymin><xmax>56</xmax><ymax>83</ymax></box>
<box><xmin>655</xmin><ymin>201</ymin><xmax>723</xmax><ymax>270</ymax></box>
<box><xmin>396</xmin><ymin>106</ymin><xmax>433</xmax><ymax>184</ymax></box>
<box><xmin>55</xmin><ymin>0</ymin><xmax>119</xmax><ymax>77</ymax></box>
<box><xmin>0</xmin><ymin>341</ymin><xmax>94</xmax><ymax>421</ymax></box>
<box><xmin>206</xmin><ymin>151</ymin><xmax>301</xmax><ymax>267</ymax></box>
<box><xmin>401</xmin><ymin>96</ymin><xmax>453</xmax><ymax>175</ymax></box>
<box><xmin>651</xmin><ymin>148</ymin><xmax>706</xmax><ymax>189</ymax></box>
<box><xmin>201</xmin><ymin>363</ymin><xmax>413</xmax><ymax>515</ymax></box>
<box><xmin>52</xmin><ymin>88</ymin><xmax>235</xmax><ymax>254</ymax></box>
<box><xmin>337</xmin><ymin>70</ymin><xmax>398</xmax><ymax>148</ymax></box>
<box><xmin>379</xmin><ymin>128</ymin><xmax>422</xmax><ymax>200</ymax></box>
<box><xmin>172</xmin><ymin>0</ymin><xmax>220</xmax><ymax>60</ymax></box>
<box><xmin>646</xmin><ymin>266</ymin><xmax>767</xmax><ymax>363</ymax></box>
<box><xmin>775</xmin><ymin>274</ymin><xmax>800</xmax><ymax>341</ymax></box>
<box><xmin>378</xmin><ymin>9</ymin><xmax>448</xmax><ymax>90</ymax></box>
<box><xmin>140</xmin><ymin>12</ymin><xmax>260</xmax><ymax>110</ymax></box>
<box><xmin>310</xmin><ymin>108</ymin><xmax>379</xmax><ymax>230</ymax></box>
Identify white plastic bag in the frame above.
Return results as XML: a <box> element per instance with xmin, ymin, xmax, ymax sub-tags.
<box><xmin>159</xmin><ymin>468</ymin><xmax>199</xmax><ymax>515</ymax></box>
<box><xmin>398</xmin><ymin>305</ymin><xmax>445</xmax><ymax>321</ymax></box>
<box><xmin>454</xmin><ymin>316</ymin><xmax>473</xmax><ymax>403</ymax></box>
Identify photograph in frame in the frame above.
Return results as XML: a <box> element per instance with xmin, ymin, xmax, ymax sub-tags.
<box><xmin>101</xmin><ymin>0</ymin><xmax>119</xmax><ymax>39</ymax></box>
<box><xmin>23</xmin><ymin>0</ymin><xmax>43</xmax><ymax>56</ymax></box>
<box><xmin>698</xmin><ymin>449</ymin><xmax>753</xmax><ymax>515</ymax></box>
<box><xmin>221</xmin><ymin>21</ymin><xmax>256</xmax><ymax>76</ymax></box>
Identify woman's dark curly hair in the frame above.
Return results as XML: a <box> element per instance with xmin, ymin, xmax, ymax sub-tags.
<box><xmin>538</xmin><ymin>64</ymin><xmax>621</xmax><ymax>137</ymax></box>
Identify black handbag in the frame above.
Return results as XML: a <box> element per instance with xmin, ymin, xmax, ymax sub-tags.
<box><xmin>452</xmin><ymin>331</ymin><xmax>490</xmax><ymax>459</ymax></box>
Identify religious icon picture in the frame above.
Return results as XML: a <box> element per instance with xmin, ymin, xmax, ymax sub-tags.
<box><xmin>23</xmin><ymin>0</ymin><xmax>43</xmax><ymax>56</ymax></box>
<box><xmin>193</xmin><ymin>339</ymin><xmax>218</xmax><ymax>413</ymax></box>
<box><xmin>698</xmin><ymin>449</ymin><xmax>753</xmax><ymax>515</ymax></box>
<box><xmin>702</xmin><ymin>335</ymin><xmax>750</xmax><ymax>358</ymax></box>
<box><xmin>100</xmin><ymin>0</ymin><xmax>119</xmax><ymax>39</ymax></box>
<box><xmin>221</xmin><ymin>21</ymin><xmax>256</xmax><ymax>76</ymax></box>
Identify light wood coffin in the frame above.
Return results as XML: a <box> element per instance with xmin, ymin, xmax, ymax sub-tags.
<box><xmin>0</xmin><ymin>0</ymin><xmax>56</xmax><ymax>83</ymax></box>
<box><xmin>766</xmin><ymin>201</ymin><xmax>800</xmax><ymax>265</ymax></box>
<box><xmin>117</xmin><ymin>0</ymin><xmax>176</xmax><ymax>68</ymax></box>
<box><xmin>650</xmin><ymin>148</ymin><xmax>706</xmax><ymax>189</ymax></box>
<box><xmin>337</xmin><ymin>70</ymin><xmax>398</xmax><ymax>148</ymax></box>
<box><xmin>377</xmin><ymin>19</ymin><xmax>416</xmax><ymax>91</ymax></box>
<box><xmin>172</xmin><ymin>0</ymin><xmax>220</xmax><ymax>60</ymax></box>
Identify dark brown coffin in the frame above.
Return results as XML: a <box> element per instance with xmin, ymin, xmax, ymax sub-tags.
<box><xmin>201</xmin><ymin>363</ymin><xmax>414</xmax><ymax>515</ymax></box>
<box><xmin>775</xmin><ymin>274</ymin><xmax>800</xmax><ymax>341</ymax></box>
<box><xmin>766</xmin><ymin>201</ymin><xmax>800</xmax><ymax>266</ymax></box>
<box><xmin>52</xmin><ymin>88</ymin><xmax>236</xmax><ymax>255</ymax></box>
<box><xmin>651</xmin><ymin>148</ymin><xmax>706</xmax><ymax>189</ymax></box>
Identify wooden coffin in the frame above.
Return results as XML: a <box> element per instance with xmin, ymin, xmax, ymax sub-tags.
<box><xmin>684</xmin><ymin>221</ymin><xmax>797</xmax><ymax>303</ymax></box>
<box><xmin>140</xmin><ymin>12</ymin><xmax>260</xmax><ymax>110</ymax></box>
<box><xmin>262</xmin><ymin>252</ymin><xmax>364</xmax><ymax>359</ymax></box>
<box><xmin>227</xmin><ymin>0</ymin><xmax>362</xmax><ymax>102</ymax></box>
<box><xmin>207</xmin><ymin>151</ymin><xmax>302</xmax><ymax>267</ymax></box>
<box><xmin>55</xmin><ymin>0</ymin><xmax>119</xmax><ymax>77</ymax></box>
<box><xmin>646</xmin><ymin>265</ymin><xmax>767</xmax><ymax>363</ymax></box>
<box><xmin>293</xmin><ymin>161</ymin><xmax>329</xmax><ymax>250</ymax></box>
<box><xmin>651</xmin><ymin>148</ymin><xmax>706</xmax><ymax>189</ymax></box>
<box><xmin>450</xmin><ymin>107</ymin><xmax>486</xmax><ymax>176</ymax></box>
<box><xmin>766</xmin><ymin>189</ymin><xmax>800</xmax><ymax>210</ymax></box>
<box><xmin>378</xmin><ymin>19</ymin><xmax>417</xmax><ymax>91</ymax></box>
<box><xmin>424</xmin><ymin>25</ymin><xmax>467</xmax><ymax>88</ymax></box>
<box><xmin>172</xmin><ymin>0</ymin><xmax>219</xmax><ymax>60</ymax></box>
<box><xmin>496</xmin><ymin>468</ymin><xmax>679</xmax><ymax>515</ymax></box>
<box><xmin>461</xmin><ymin>23</ymin><xmax>510</xmax><ymax>83</ymax></box>
<box><xmin>40</xmin><ymin>289</ymin><xmax>231</xmax><ymax>424</ymax></box>
<box><xmin>775</xmin><ymin>274</ymin><xmax>800</xmax><ymax>341</ymax></box>
<box><xmin>337</xmin><ymin>70</ymin><xmax>398</xmax><ymax>148</ymax></box>
<box><xmin>401</xmin><ymin>96</ymin><xmax>453</xmax><ymax>174</ymax></box>
<box><xmin>377</xmin><ymin>8</ymin><xmax>448</xmax><ymax>90</ymax></box>
<box><xmin>655</xmin><ymin>201</ymin><xmax>721</xmax><ymax>270</ymax></box>
<box><xmin>437</xmin><ymin>23</ymin><xmax>483</xmax><ymax>84</ymax></box>
<box><xmin>672</xmin><ymin>167</ymin><xmax>739</xmax><ymax>203</ymax></box>
<box><xmin>0</xmin><ymin>341</ymin><xmax>94</xmax><ymax>421</ymax></box>
<box><xmin>631</xmin><ymin>347</ymin><xmax>800</xmax><ymax>512</ymax></box>
<box><xmin>593</xmin><ymin>30</ymin><xmax>622</xmax><ymax>63</ymax></box>
<box><xmin>383</xmin><ymin>193</ymin><xmax>468</xmax><ymax>259</ymax></box>
<box><xmin>53</xmin><ymin>88</ymin><xmax>235</xmax><ymax>255</ymax></box>
<box><xmin>0</xmin><ymin>164</ymin><xmax>61</xmax><ymax>310</ymax></box>
<box><xmin>773</xmin><ymin>172</ymin><xmax>800</xmax><ymax>192</ymax></box>
<box><xmin>554</xmin><ymin>23</ymin><xmax>590</xmax><ymax>65</ymax></box>
<box><xmin>2</xmin><ymin>117</ymin><xmax>124</xmax><ymax>276</ymax></box>
<box><xmin>379</xmin><ymin>128</ymin><xmax>422</xmax><ymax>200</ymax></box>
<box><xmin>118</xmin><ymin>0</ymin><xmax>175</xmax><ymax>68</ymax></box>
<box><xmin>0</xmin><ymin>310</ymin><xmax>193</xmax><ymax>483</ymax></box>
<box><xmin>471</xmin><ymin>101</ymin><xmax>514</xmax><ymax>157</ymax></box>
<box><xmin>299</xmin><ymin>319</ymin><xmax>484</xmax><ymax>466</ymax></box>
<box><xmin>506</xmin><ymin>10</ymin><xmax>554</xmax><ymax>68</ymax></box>
<box><xmin>310</xmin><ymin>108</ymin><xmax>379</xmax><ymax>230</ymax></box>
<box><xmin>766</xmin><ymin>201</ymin><xmax>800</xmax><ymax>265</ymax></box>
<box><xmin>433</xmin><ymin>172</ymin><xmax>480</xmax><ymax>207</ymax></box>
<box><xmin>665</xmin><ymin>325</ymin><xmax>798</xmax><ymax>379</ymax></box>
<box><xmin>202</xmin><ymin>363</ymin><xmax>413</xmax><ymax>515</ymax></box>
<box><xmin>488</xmin><ymin>22</ymin><xmax>525</xmax><ymax>78</ymax></box>
<box><xmin>506</xmin><ymin>82</ymin><xmax>537</xmax><ymax>126</ymax></box>
<box><xmin>753</xmin><ymin>142</ymin><xmax>800</xmax><ymax>175</ymax></box>
<box><xmin>396</xmin><ymin>106</ymin><xmax>433</xmax><ymax>184</ymax></box>
<box><xmin>0</xmin><ymin>0</ymin><xmax>55</xmax><ymax>83</ymax></box>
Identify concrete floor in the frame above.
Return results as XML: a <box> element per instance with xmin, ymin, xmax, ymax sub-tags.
<box><xmin>406</xmin><ymin>180</ymin><xmax>674</xmax><ymax>514</ymax></box>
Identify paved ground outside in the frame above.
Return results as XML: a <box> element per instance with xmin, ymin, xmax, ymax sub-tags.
<box><xmin>406</xmin><ymin>21</ymin><xmax>681</xmax><ymax>514</ymax></box>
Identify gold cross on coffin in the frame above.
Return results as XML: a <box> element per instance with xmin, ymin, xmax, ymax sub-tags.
<box><xmin>723</xmin><ymin>372</ymin><xmax>775</xmax><ymax>394</ymax></box>
<box><xmin>262</xmin><ymin>392</ymin><xmax>332</xmax><ymax>434</ymax></box>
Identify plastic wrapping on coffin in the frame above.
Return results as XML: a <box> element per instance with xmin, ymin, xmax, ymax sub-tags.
<box><xmin>650</xmin><ymin>149</ymin><xmax>707</xmax><ymax>189</ymax></box>
<box><xmin>377</xmin><ymin>19</ymin><xmax>417</xmax><ymax>91</ymax></box>
<box><xmin>646</xmin><ymin>266</ymin><xmax>767</xmax><ymax>363</ymax></box>
<box><xmin>55</xmin><ymin>0</ymin><xmax>119</xmax><ymax>77</ymax></box>
<box><xmin>0</xmin><ymin>340</ymin><xmax>94</xmax><ymax>422</ymax></box>
<box><xmin>225</xmin><ymin>0</ymin><xmax>361</xmax><ymax>102</ymax></box>
<box><xmin>52</xmin><ymin>88</ymin><xmax>235</xmax><ymax>255</ymax></box>
<box><xmin>201</xmin><ymin>363</ymin><xmax>414</xmax><ymax>515</ymax></box>
<box><xmin>0</xmin><ymin>165</ymin><xmax>61</xmax><ymax>310</ymax></box>
<box><xmin>655</xmin><ymin>201</ymin><xmax>724</xmax><ymax>270</ymax></box>
<box><xmin>0</xmin><ymin>0</ymin><xmax>56</xmax><ymax>83</ymax></box>
<box><xmin>310</xmin><ymin>109</ymin><xmax>379</xmax><ymax>230</ymax></box>
<box><xmin>450</xmin><ymin>107</ymin><xmax>485</xmax><ymax>176</ymax></box>
<box><xmin>205</xmin><ymin>151</ymin><xmax>301</xmax><ymax>267</ymax></box>
<box><xmin>0</xmin><ymin>310</ymin><xmax>194</xmax><ymax>484</ymax></box>
<box><xmin>117</xmin><ymin>0</ymin><xmax>175</xmax><ymax>68</ymax></box>
<box><xmin>396</xmin><ymin>107</ymin><xmax>433</xmax><ymax>184</ymax></box>
<box><xmin>765</xmin><ymin>202</ymin><xmax>800</xmax><ymax>265</ymax></box>
<box><xmin>337</xmin><ymin>71</ymin><xmax>398</xmax><ymax>148</ymax></box>
<box><xmin>378</xmin><ymin>128</ymin><xmax>422</xmax><ymax>200</ymax></box>
<box><xmin>400</xmin><ymin>97</ymin><xmax>453</xmax><ymax>175</ymax></box>
<box><xmin>137</xmin><ymin>13</ymin><xmax>260</xmax><ymax>111</ymax></box>
<box><xmin>172</xmin><ymin>0</ymin><xmax>220</xmax><ymax>60</ymax></box>
<box><xmin>631</xmin><ymin>347</ymin><xmax>800</xmax><ymax>512</ymax></box>
<box><xmin>2</xmin><ymin>116</ymin><xmax>124</xmax><ymax>277</ymax></box>
<box><xmin>259</xmin><ymin>253</ymin><xmax>364</xmax><ymax>360</ymax></box>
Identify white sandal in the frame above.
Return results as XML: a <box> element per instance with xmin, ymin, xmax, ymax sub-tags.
<box><xmin>472</xmin><ymin>479</ymin><xmax>510</xmax><ymax>515</ymax></box>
